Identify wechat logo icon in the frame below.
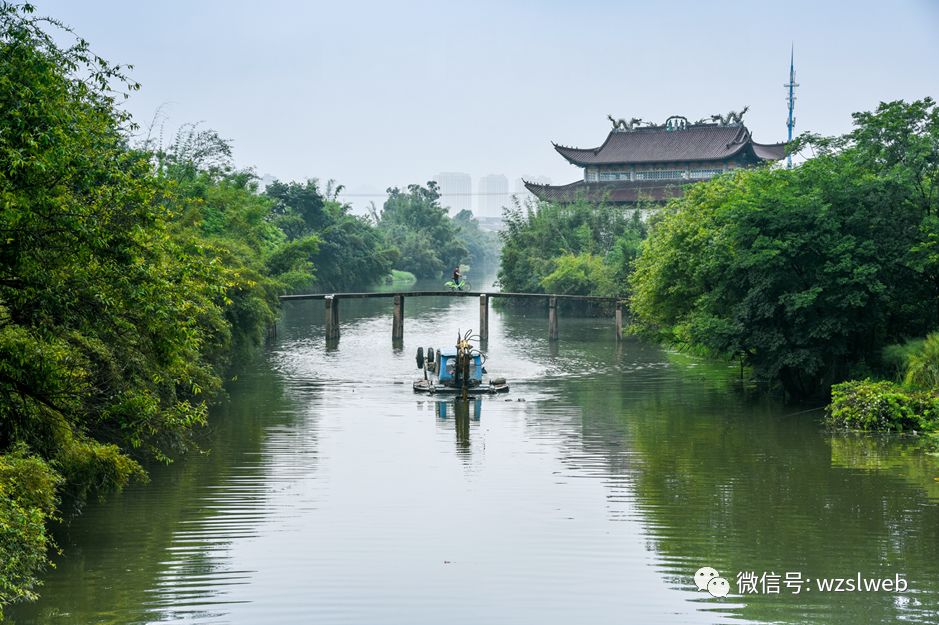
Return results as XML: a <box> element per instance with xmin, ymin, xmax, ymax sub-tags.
<box><xmin>695</xmin><ymin>566</ymin><xmax>730</xmax><ymax>598</ymax></box>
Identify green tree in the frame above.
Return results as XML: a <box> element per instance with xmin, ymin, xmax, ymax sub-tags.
<box><xmin>0</xmin><ymin>3</ymin><xmax>187</xmax><ymax>609</ymax></box>
<box><xmin>266</xmin><ymin>179</ymin><xmax>329</xmax><ymax>238</ymax></box>
<box><xmin>499</xmin><ymin>195</ymin><xmax>646</xmax><ymax>296</ymax></box>
<box><xmin>808</xmin><ymin>99</ymin><xmax>939</xmax><ymax>319</ymax></box>
<box><xmin>377</xmin><ymin>182</ymin><xmax>467</xmax><ymax>278</ymax></box>
<box><xmin>0</xmin><ymin>4</ymin><xmax>421</xmax><ymax>613</ymax></box>
<box><xmin>902</xmin><ymin>332</ymin><xmax>939</xmax><ymax>390</ymax></box>
<box><xmin>264</xmin><ymin>179</ymin><xmax>393</xmax><ymax>291</ymax></box>
<box><xmin>540</xmin><ymin>253</ymin><xmax>614</xmax><ymax>296</ymax></box>
<box><xmin>0</xmin><ymin>1</ymin><xmax>210</xmax><ymax>478</ymax></box>
<box><xmin>630</xmin><ymin>101</ymin><xmax>939</xmax><ymax>397</ymax></box>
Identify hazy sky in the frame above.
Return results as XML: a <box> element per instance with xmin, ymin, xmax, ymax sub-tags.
<box><xmin>36</xmin><ymin>0</ymin><xmax>939</xmax><ymax>208</ymax></box>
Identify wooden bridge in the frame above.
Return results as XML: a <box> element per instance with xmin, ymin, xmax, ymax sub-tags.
<box><xmin>279</xmin><ymin>291</ymin><xmax>626</xmax><ymax>342</ymax></box>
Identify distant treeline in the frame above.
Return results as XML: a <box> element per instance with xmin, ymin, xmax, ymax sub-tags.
<box><xmin>369</xmin><ymin>182</ymin><xmax>500</xmax><ymax>281</ymax></box>
<box><xmin>0</xmin><ymin>4</ymin><xmax>497</xmax><ymax>616</ymax></box>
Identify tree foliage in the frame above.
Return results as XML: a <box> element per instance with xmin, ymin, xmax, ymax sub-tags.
<box><xmin>265</xmin><ymin>179</ymin><xmax>395</xmax><ymax>291</ymax></box>
<box><xmin>376</xmin><ymin>182</ymin><xmax>467</xmax><ymax>279</ymax></box>
<box><xmin>0</xmin><ymin>450</ymin><xmax>61</xmax><ymax>617</ymax></box>
<box><xmin>498</xmin><ymin>196</ymin><xmax>647</xmax><ymax>296</ymax></box>
<box><xmin>630</xmin><ymin>99</ymin><xmax>939</xmax><ymax>398</ymax></box>
<box><xmin>0</xmin><ymin>0</ymin><xmax>210</xmax><ymax>484</ymax></box>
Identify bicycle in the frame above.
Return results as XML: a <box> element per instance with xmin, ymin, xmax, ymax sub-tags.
<box><xmin>444</xmin><ymin>277</ymin><xmax>471</xmax><ymax>291</ymax></box>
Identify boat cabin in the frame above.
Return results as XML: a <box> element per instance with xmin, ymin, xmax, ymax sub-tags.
<box><xmin>437</xmin><ymin>348</ymin><xmax>483</xmax><ymax>385</ymax></box>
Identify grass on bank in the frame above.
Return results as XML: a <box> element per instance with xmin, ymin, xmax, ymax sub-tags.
<box><xmin>384</xmin><ymin>269</ymin><xmax>417</xmax><ymax>286</ymax></box>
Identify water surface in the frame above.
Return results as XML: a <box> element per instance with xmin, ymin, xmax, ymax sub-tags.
<box><xmin>11</xmin><ymin>292</ymin><xmax>939</xmax><ymax>624</ymax></box>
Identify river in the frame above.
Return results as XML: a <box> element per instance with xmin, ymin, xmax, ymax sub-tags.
<box><xmin>10</xmin><ymin>285</ymin><xmax>939</xmax><ymax>624</ymax></box>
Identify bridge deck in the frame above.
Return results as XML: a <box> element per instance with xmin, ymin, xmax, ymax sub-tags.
<box><xmin>280</xmin><ymin>291</ymin><xmax>621</xmax><ymax>302</ymax></box>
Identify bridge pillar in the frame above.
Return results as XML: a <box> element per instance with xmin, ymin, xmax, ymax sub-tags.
<box><xmin>479</xmin><ymin>294</ymin><xmax>489</xmax><ymax>341</ymax></box>
<box><xmin>615</xmin><ymin>301</ymin><xmax>624</xmax><ymax>342</ymax></box>
<box><xmin>325</xmin><ymin>295</ymin><xmax>340</xmax><ymax>340</ymax></box>
<box><xmin>392</xmin><ymin>294</ymin><xmax>404</xmax><ymax>341</ymax></box>
<box><xmin>548</xmin><ymin>296</ymin><xmax>558</xmax><ymax>341</ymax></box>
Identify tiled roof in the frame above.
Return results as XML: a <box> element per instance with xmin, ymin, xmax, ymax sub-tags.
<box><xmin>752</xmin><ymin>141</ymin><xmax>786</xmax><ymax>160</ymax></box>
<box><xmin>553</xmin><ymin>124</ymin><xmax>784</xmax><ymax>165</ymax></box>
<box><xmin>523</xmin><ymin>179</ymin><xmax>689</xmax><ymax>204</ymax></box>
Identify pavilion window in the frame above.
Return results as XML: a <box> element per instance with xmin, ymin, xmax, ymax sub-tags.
<box><xmin>634</xmin><ymin>169</ymin><xmax>685</xmax><ymax>181</ymax></box>
<box><xmin>689</xmin><ymin>168</ymin><xmax>723</xmax><ymax>179</ymax></box>
<box><xmin>598</xmin><ymin>171</ymin><xmax>630</xmax><ymax>182</ymax></box>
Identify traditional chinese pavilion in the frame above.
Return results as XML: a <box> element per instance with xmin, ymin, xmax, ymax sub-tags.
<box><xmin>525</xmin><ymin>108</ymin><xmax>786</xmax><ymax>204</ymax></box>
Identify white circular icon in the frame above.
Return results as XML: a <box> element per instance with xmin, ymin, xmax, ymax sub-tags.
<box><xmin>694</xmin><ymin>566</ymin><xmax>719</xmax><ymax>591</ymax></box>
<box><xmin>707</xmin><ymin>577</ymin><xmax>730</xmax><ymax>598</ymax></box>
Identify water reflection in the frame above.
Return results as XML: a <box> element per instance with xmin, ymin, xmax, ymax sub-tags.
<box><xmin>8</xmin><ymin>360</ymin><xmax>306</xmax><ymax>624</ymax></box>
<box><xmin>541</xmin><ymin>350</ymin><xmax>939</xmax><ymax>625</ymax></box>
<box><xmin>435</xmin><ymin>398</ymin><xmax>482</xmax><ymax>454</ymax></box>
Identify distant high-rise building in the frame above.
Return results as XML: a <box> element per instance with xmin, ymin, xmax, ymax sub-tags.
<box><xmin>478</xmin><ymin>174</ymin><xmax>509</xmax><ymax>217</ymax></box>
<box><xmin>433</xmin><ymin>172</ymin><xmax>472</xmax><ymax>214</ymax></box>
<box><xmin>258</xmin><ymin>173</ymin><xmax>277</xmax><ymax>192</ymax></box>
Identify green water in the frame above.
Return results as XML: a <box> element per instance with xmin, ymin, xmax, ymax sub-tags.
<box><xmin>10</xmin><ymin>292</ymin><xmax>939</xmax><ymax>624</ymax></box>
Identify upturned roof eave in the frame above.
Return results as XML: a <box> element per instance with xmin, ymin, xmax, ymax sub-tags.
<box><xmin>749</xmin><ymin>141</ymin><xmax>788</xmax><ymax>161</ymax></box>
<box><xmin>552</xmin><ymin>141</ymin><xmax>603</xmax><ymax>166</ymax></box>
<box><xmin>524</xmin><ymin>179</ymin><xmax>582</xmax><ymax>192</ymax></box>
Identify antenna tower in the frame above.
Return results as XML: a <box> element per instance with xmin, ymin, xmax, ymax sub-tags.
<box><xmin>784</xmin><ymin>46</ymin><xmax>798</xmax><ymax>169</ymax></box>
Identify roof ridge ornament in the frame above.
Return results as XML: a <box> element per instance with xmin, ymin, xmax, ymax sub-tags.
<box><xmin>664</xmin><ymin>115</ymin><xmax>689</xmax><ymax>131</ymax></box>
<box><xmin>710</xmin><ymin>105</ymin><xmax>749</xmax><ymax>127</ymax></box>
<box><xmin>607</xmin><ymin>107</ymin><xmax>750</xmax><ymax>131</ymax></box>
<box><xmin>608</xmin><ymin>114</ymin><xmax>644</xmax><ymax>132</ymax></box>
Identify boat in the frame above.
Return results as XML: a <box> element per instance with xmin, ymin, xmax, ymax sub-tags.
<box><xmin>413</xmin><ymin>330</ymin><xmax>509</xmax><ymax>396</ymax></box>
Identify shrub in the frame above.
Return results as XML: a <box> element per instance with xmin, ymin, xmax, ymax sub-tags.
<box><xmin>540</xmin><ymin>253</ymin><xmax>614</xmax><ymax>296</ymax></box>
<box><xmin>55</xmin><ymin>437</ymin><xmax>147</xmax><ymax>511</ymax></box>
<box><xmin>827</xmin><ymin>379</ymin><xmax>939</xmax><ymax>432</ymax></box>
<box><xmin>903</xmin><ymin>332</ymin><xmax>939</xmax><ymax>390</ymax></box>
<box><xmin>0</xmin><ymin>451</ymin><xmax>62</xmax><ymax>616</ymax></box>
<box><xmin>882</xmin><ymin>338</ymin><xmax>925</xmax><ymax>380</ymax></box>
